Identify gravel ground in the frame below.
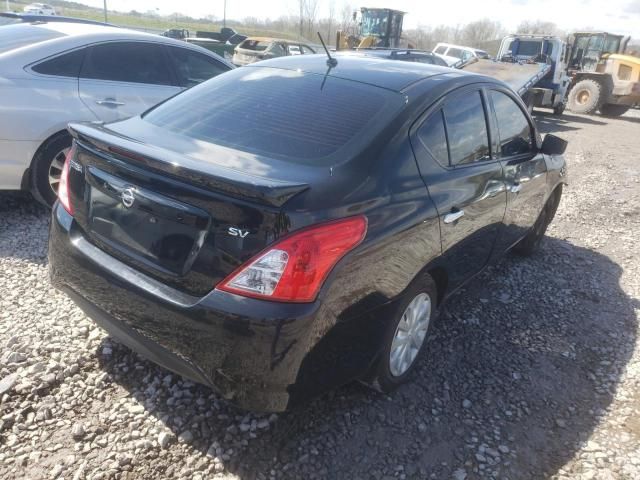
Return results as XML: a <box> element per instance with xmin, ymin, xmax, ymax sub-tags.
<box><xmin>1</xmin><ymin>109</ymin><xmax>639</xmax><ymax>480</ymax></box>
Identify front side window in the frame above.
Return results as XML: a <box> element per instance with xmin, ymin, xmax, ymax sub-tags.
<box><xmin>443</xmin><ymin>91</ymin><xmax>490</xmax><ymax>165</ymax></box>
<box><xmin>167</xmin><ymin>47</ymin><xmax>228</xmax><ymax>88</ymax></box>
<box><xmin>81</xmin><ymin>42</ymin><xmax>172</xmax><ymax>86</ymax></box>
<box><xmin>490</xmin><ymin>91</ymin><xmax>533</xmax><ymax>157</ymax></box>
<box><xmin>301</xmin><ymin>45</ymin><xmax>315</xmax><ymax>54</ymax></box>
<box><xmin>32</xmin><ymin>48</ymin><xmax>85</xmax><ymax>77</ymax></box>
<box><xmin>288</xmin><ymin>45</ymin><xmax>301</xmax><ymax>55</ymax></box>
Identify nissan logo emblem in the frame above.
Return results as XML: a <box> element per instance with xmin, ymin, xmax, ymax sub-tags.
<box><xmin>121</xmin><ymin>188</ymin><xmax>135</xmax><ymax>208</ymax></box>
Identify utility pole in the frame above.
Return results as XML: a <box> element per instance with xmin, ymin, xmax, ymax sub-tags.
<box><xmin>299</xmin><ymin>0</ymin><xmax>303</xmax><ymax>38</ymax></box>
<box><xmin>103</xmin><ymin>0</ymin><xmax>107</xmax><ymax>22</ymax></box>
<box><xmin>6</xmin><ymin>0</ymin><xmax>10</xmax><ymax>12</ymax></box>
<box><xmin>223</xmin><ymin>0</ymin><xmax>226</xmax><ymax>28</ymax></box>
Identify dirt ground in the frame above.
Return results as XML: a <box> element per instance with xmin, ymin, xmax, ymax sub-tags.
<box><xmin>1</xmin><ymin>108</ymin><xmax>639</xmax><ymax>480</ymax></box>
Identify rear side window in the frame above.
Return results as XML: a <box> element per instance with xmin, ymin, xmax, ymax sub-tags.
<box><xmin>32</xmin><ymin>48</ymin><xmax>85</xmax><ymax>77</ymax></box>
<box><xmin>81</xmin><ymin>42</ymin><xmax>173</xmax><ymax>86</ymax></box>
<box><xmin>167</xmin><ymin>47</ymin><xmax>229</xmax><ymax>88</ymax></box>
<box><xmin>143</xmin><ymin>67</ymin><xmax>403</xmax><ymax>164</ymax></box>
<box><xmin>434</xmin><ymin>46</ymin><xmax>446</xmax><ymax>54</ymax></box>
<box><xmin>239</xmin><ymin>40</ymin><xmax>270</xmax><ymax>51</ymax></box>
<box><xmin>443</xmin><ymin>91</ymin><xmax>490</xmax><ymax>165</ymax></box>
<box><xmin>416</xmin><ymin>110</ymin><xmax>448</xmax><ymax>166</ymax></box>
<box><xmin>270</xmin><ymin>43</ymin><xmax>286</xmax><ymax>56</ymax></box>
<box><xmin>490</xmin><ymin>91</ymin><xmax>533</xmax><ymax>156</ymax></box>
<box><xmin>447</xmin><ymin>48</ymin><xmax>463</xmax><ymax>59</ymax></box>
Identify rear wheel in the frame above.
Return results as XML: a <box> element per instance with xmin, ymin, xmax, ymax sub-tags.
<box><xmin>567</xmin><ymin>79</ymin><xmax>602</xmax><ymax>114</ymax></box>
<box><xmin>30</xmin><ymin>132</ymin><xmax>72</xmax><ymax>208</ymax></box>
<box><xmin>367</xmin><ymin>274</ymin><xmax>438</xmax><ymax>393</ymax></box>
<box><xmin>599</xmin><ymin>104</ymin><xmax>630</xmax><ymax>117</ymax></box>
<box><xmin>513</xmin><ymin>186</ymin><xmax>562</xmax><ymax>256</ymax></box>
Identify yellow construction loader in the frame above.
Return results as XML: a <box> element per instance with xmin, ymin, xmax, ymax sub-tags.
<box><xmin>335</xmin><ymin>7</ymin><xmax>415</xmax><ymax>50</ymax></box>
<box><xmin>566</xmin><ymin>32</ymin><xmax>640</xmax><ymax>116</ymax></box>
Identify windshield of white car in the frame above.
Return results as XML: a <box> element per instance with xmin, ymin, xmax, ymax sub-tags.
<box><xmin>0</xmin><ymin>25</ymin><xmax>64</xmax><ymax>54</ymax></box>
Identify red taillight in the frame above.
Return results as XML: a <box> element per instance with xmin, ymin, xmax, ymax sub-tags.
<box><xmin>217</xmin><ymin>216</ymin><xmax>367</xmax><ymax>303</ymax></box>
<box><xmin>57</xmin><ymin>144</ymin><xmax>76</xmax><ymax>215</ymax></box>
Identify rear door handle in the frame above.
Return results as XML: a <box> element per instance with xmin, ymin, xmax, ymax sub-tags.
<box><xmin>96</xmin><ymin>99</ymin><xmax>125</xmax><ymax>107</ymax></box>
<box><xmin>444</xmin><ymin>210</ymin><xmax>465</xmax><ymax>224</ymax></box>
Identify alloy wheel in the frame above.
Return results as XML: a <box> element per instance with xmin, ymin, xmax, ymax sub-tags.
<box><xmin>48</xmin><ymin>147</ymin><xmax>70</xmax><ymax>197</ymax></box>
<box><xmin>389</xmin><ymin>292</ymin><xmax>432</xmax><ymax>377</ymax></box>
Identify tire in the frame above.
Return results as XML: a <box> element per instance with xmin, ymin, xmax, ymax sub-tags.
<box><xmin>367</xmin><ymin>274</ymin><xmax>438</xmax><ymax>393</ymax></box>
<box><xmin>553</xmin><ymin>96</ymin><xmax>567</xmax><ymax>116</ymax></box>
<box><xmin>567</xmin><ymin>79</ymin><xmax>603</xmax><ymax>114</ymax></box>
<box><xmin>599</xmin><ymin>104</ymin><xmax>630</xmax><ymax>117</ymax></box>
<box><xmin>30</xmin><ymin>132</ymin><xmax>72</xmax><ymax>208</ymax></box>
<box><xmin>513</xmin><ymin>186</ymin><xmax>562</xmax><ymax>256</ymax></box>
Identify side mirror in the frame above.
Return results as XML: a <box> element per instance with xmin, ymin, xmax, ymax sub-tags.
<box><xmin>541</xmin><ymin>134</ymin><xmax>568</xmax><ymax>155</ymax></box>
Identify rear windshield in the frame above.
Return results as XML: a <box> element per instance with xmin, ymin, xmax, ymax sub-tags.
<box><xmin>143</xmin><ymin>66</ymin><xmax>402</xmax><ymax>164</ymax></box>
<box><xmin>239</xmin><ymin>40</ymin><xmax>271</xmax><ymax>51</ymax></box>
<box><xmin>0</xmin><ymin>25</ymin><xmax>64</xmax><ymax>54</ymax></box>
<box><xmin>513</xmin><ymin>40</ymin><xmax>544</xmax><ymax>57</ymax></box>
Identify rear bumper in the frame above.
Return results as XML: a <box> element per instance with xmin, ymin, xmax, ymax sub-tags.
<box><xmin>49</xmin><ymin>204</ymin><xmax>321</xmax><ymax>411</ymax></box>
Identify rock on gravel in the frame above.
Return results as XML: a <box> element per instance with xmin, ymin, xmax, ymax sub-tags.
<box><xmin>1</xmin><ymin>111</ymin><xmax>640</xmax><ymax>479</ymax></box>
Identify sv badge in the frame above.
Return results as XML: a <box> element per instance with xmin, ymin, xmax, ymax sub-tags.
<box><xmin>228</xmin><ymin>227</ymin><xmax>249</xmax><ymax>238</ymax></box>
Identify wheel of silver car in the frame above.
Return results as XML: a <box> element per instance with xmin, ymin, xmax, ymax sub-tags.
<box><xmin>48</xmin><ymin>147</ymin><xmax>69</xmax><ymax>197</ymax></box>
<box><xmin>31</xmin><ymin>132</ymin><xmax>72</xmax><ymax>208</ymax></box>
<box><xmin>389</xmin><ymin>293</ymin><xmax>432</xmax><ymax>377</ymax></box>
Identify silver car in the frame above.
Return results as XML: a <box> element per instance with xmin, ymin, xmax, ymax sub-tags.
<box><xmin>0</xmin><ymin>21</ymin><xmax>233</xmax><ymax>206</ymax></box>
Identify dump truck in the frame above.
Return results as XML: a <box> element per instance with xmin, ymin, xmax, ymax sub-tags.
<box><xmin>461</xmin><ymin>34</ymin><xmax>570</xmax><ymax>115</ymax></box>
<box><xmin>566</xmin><ymin>32</ymin><xmax>640</xmax><ymax>116</ymax></box>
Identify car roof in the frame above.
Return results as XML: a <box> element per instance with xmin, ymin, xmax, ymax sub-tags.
<box><xmin>0</xmin><ymin>22</ymin><xmax>234</xmax><ymax>68</ymax></box>
<box><xmin>0</xmin><ymin>21</ymin><xmax>209</xmax><ymax>47</ymax></box>
<box><xmin>249</xmin><ymin>54</ymin><xmax>473</xmax><ymax>92</ymax></box>
<box><xmin>243</xmin><ymin>36</ymin><xmax>292</xmax><ymax>43</ymax></box>
<box><xmin>0</xmin><ymin>12</ymin><xmax>112</xmax><ymax>26</ymax></box>
<box><xmin>354</xmin><ymin>49</ymin><xmax>437</xmax><ymax>56</ymax></box>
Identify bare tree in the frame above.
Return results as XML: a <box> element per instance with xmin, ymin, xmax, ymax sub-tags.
<box><xmin>459</xmin><ymin>19</ymin><xmax>505</xmax><ymax>46</ymax></box>
<box><xmin>516</xmin><ymin>20</ymin><xmax>563</xmax><ymax>36</ymax></box>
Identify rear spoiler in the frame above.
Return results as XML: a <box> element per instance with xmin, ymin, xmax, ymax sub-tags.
<box><xmin>68</xmin><ymin>123</ymin><xmax>309</xmax><ymax>208</ymax></box>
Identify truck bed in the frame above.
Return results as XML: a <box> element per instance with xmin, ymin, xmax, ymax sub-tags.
<box><xmin>462</xmin><ymin>59</ymin><xmax>552</xmax><ymax>96</ymax></box>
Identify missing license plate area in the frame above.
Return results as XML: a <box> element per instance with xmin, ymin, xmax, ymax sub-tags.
<box><xmin>87</xmin><ymin>167</ymin><xmax>210</xmax><ymax>276</ymax></box>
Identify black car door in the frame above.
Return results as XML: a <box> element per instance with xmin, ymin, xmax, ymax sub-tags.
<box><xmin>487</xmin><ymin>88</ymin><xmax>548</xmax><ymax>253</ymax></box>
<box><xmin>411</xmin><ymin>87</ymin><xmax>507</xmax><ymax>289</ymax></box>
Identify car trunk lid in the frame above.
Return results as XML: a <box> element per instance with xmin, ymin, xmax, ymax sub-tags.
<box><xmin>66</xmin><ymin>121</ymin><xmax>310</xmax><ymax>297</ymax></box>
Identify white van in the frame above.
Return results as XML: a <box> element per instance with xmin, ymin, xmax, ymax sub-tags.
<box><xmin>433</xmin><ymin>42</ymin><xmax>489</xmax><ymax>66</ymax></box>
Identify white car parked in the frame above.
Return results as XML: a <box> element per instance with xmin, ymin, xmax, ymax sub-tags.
<box><xmin>23</xmin><ymin>3</ymin><xmax>56</xmax><ymax>15</ymax></box>
<box><xmin>433</xmin><ymin>42</ymin><xmax>490</xmax><ymax>66</ymax></box>
<box><xmin>0</xmin><ymin>22</ymin><xmax>233</xmax><ymax>206</ymax></box>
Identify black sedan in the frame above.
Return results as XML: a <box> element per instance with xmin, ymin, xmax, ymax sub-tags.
<box><xmin>49</xmin><ymin>54</ymin><xmax>568</xmax><ymax>411</ymax></box>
